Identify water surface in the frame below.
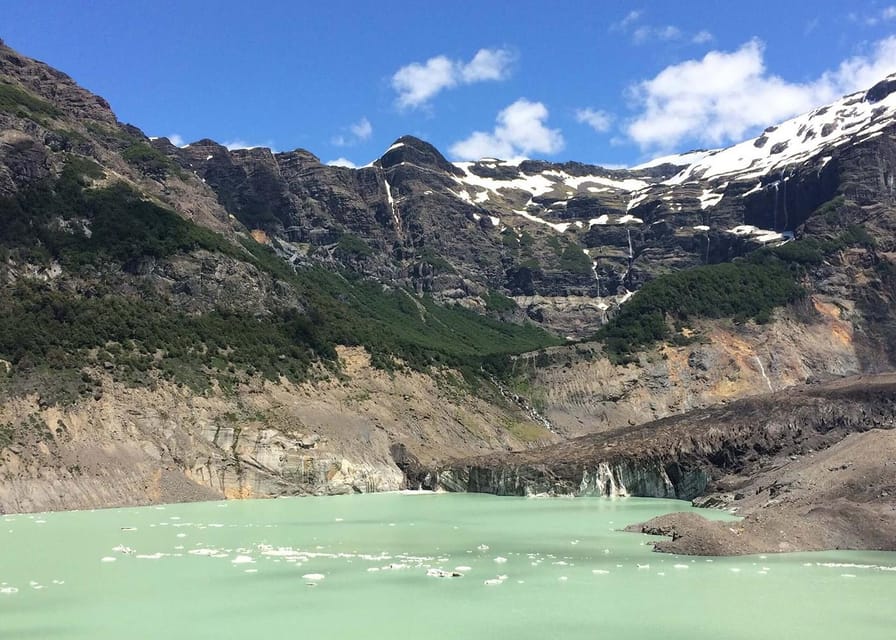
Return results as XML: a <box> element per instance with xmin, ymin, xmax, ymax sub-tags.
<box><xmin>1</xmin><ymin>493</ymin><xmax>894</xmax><ymax>639</ymax></box>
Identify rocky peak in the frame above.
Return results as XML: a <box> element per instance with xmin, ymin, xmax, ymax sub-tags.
<box><xmin>865</xmin><ymin>75</ymin><xmax>896</xmax><ymax>103</ymax></box>
<box><xmin>0</xmin><ymin>40</ymin><xmax>116</xmax><ymax>126</ymax></box>
<box><xmin>378</xmin><ymin>135</ymin><xmax>464</xmax><ymax>176</ymax></box>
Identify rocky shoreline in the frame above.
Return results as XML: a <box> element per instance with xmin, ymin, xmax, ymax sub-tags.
<box><xmin>626</xmin><ymin>428</ymin><xmax>896</xmax><ymax>555</ymax></box>
<box><xmin>430</xmin><ymin>373</ymin><xmax>896</xmax><ymax>555</ymax></box>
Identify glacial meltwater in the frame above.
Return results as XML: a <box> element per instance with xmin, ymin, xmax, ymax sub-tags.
<box><xmin>1</xmin><ymin>494</ymin><xmax>895</xmax><ymax>639</ymax></box>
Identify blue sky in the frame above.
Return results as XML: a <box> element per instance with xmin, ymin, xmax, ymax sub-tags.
<box><xmin>4</xmin><ymin>1</ymin><xmax>896</xmax><ymax>167</ymax></box>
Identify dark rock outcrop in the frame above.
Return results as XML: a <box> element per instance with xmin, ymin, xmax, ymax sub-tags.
<box><xmin>431</xmin><ymin>374</ymin><xmax>896</xmax><ymax>499</ymax></box>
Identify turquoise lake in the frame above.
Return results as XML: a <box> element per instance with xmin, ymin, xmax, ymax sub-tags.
<box><xmin>1</xmin><ymin>493</ymin><xmax>894</xmax><ymax>639</ymax></box>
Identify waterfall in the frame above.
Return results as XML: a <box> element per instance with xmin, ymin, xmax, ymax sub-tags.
<box><xmin>585</xmin><ymin>249</ymin><xmax>601</xmax><ymax>298</ymax></box>
<box><xmin>381</xmin><ymin>169</ymin><xmax>401</xmax><ymax>230</ymax></box>
<box><xmin>754</xmin><ymin>355</ymin><xmax>773</xmax><ymax>392</ymax></box>
<box><xmin>623</xmin><ymin>229</ymin><xmax>634</xmax><ymax>287</ymax></box>
<box><xmin>772</xmin><ymin>181</ymin><xmax>779</xmax><ymax>230</ymax></box>
<box><xmin>781</xmin><ymin>169</ymin><xmax>790</xmax><ymax>230</ymax></box>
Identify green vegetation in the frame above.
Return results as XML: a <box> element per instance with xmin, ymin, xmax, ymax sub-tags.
<box><xmin>0</xmin><ymin>82</ymin><xmax>60</xmax><ymax>122</ymax></box>
<box><xmin>598</xmin><ymin>225</ymin><xmax>877</xmax><ymax>361</ymax></box>
<box><xmin>121</xmin><ymin>142</ymin><xmax>183</xmax><ymax>179</ymax></box>
<box><xmin>815</xmin><ymin>195</ymin><xmax>846</xmax><ymax>224</ymax></box>
<box><xmin>0</xmin><ymin>422</ymin><xmax>13</xmax><ymax>448</ymax></box>
<box><xmin>559</xmin><ymin>244</ymin><xmax>592</xmax><ymax>274</ymax></box>
<box><xmin>547</xmin><ymin>235</ymin><xmax>563</xmax><ymax>255</ymax></box>
<box><xmin>501</xmin><ymin>418</ymin><xmax>548</xmax><ymax>442</ymax></box>
<box><xmin>0</xmin><ymin>162</ymin><xmax>234</xmax><ymax>268</ymax></box>
<box><xmin>0</xmin><ymin>282</ymin><xmax>331</xmax><ymax>393</ymax></box>
<box><xmin>484</xmin><ymin>289</ymin><xmax>518</xmax><ymax>313</ymax></box>
<box><xmin>419</xmin><ymin>246</ymin><xmax>455</xmax><ymax>273</ymax></box>
<box><xmin>335</xmin><ymin>232</ymin><xmax>373</xmax><ymax>259</ymax></box>
<box><xmin>0</xmin><ymin>159</ymin><xmax>561</xmax><ymax>401</ymax></box>
<box><xmin>746</xmin><ymin>225</ymin><xmax>875</xmax><ymax>267</ymax></box>
<box><xmin>597</xmin><ymin>261</ymin><xmax>803</xmax><ymax>361</ymax></box>
<box><xmin>501</xmin><ymin>230</ymin><xmax>520</xmax><ymax>251</ymax></box>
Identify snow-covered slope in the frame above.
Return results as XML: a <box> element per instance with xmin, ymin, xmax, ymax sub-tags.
<box><xmin>667</xmin><ymin>77</ymin><xmax>896</xmax><ymax>186</ymax></box>
<box><xmin>407</xmin><ymin>73</ymin><xmax>896</xmax><ymax>245</ymax></box>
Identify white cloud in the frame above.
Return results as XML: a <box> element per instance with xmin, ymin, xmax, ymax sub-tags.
<box><xmin>626</xmin><ymin>36</ymin><xmax>896</xmax><ymax>151</ymax></box>
<box><xmin>333</xmin><ymin>117</ymin><xmax>373</xmax><ymax>146</ymax></box>
<box><xmin>391</xmin><ymin>48</ymin><xmax>514</xmax><ymax>109</ymax></box>
<box><xmin>167</xmin><ymin>133</ymin><xmax>186</xmax><ymax>147</ymax></box>
<box><xmin>575</xmin><ymin>108</ymin><xmax>613</xmax><ymax>133</ymax></box>
<box><xmin>450</xmin><ymin>98</ymin><xmax>564</xmax><ymax>161</ymax></box>
<box><xmin>852</xmin><ymin>5</ymin><xmax>896</xmax><ymax>26</ymax></box>
<box><xmin>327</xmin><ymin>157</ymin><xmax>357</xmax><ymax>168</ymax></box>
<box><xmin>612</xmin><ymin>10</ymin><xmax>709</xmax><ymax>46</ymax></box>
<box><xmin>633</xmin><ymin>24</ymin><xmax>682</xmax><ymax>44</ymax></box>
<box><xmin>350</xmin><ymin>117</ymin><xmax>372</xmax><ymax>141</ymax></box>
<box><xmin>611</xmin><ymin>10</ymin><xmax>642</xmax><ymax>31</ymax></box>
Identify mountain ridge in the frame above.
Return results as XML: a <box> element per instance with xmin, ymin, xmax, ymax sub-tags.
<box><xmin>1</xmin><ymin>39</ymin><xmax>895</xmax><ymax>532</ymax></box>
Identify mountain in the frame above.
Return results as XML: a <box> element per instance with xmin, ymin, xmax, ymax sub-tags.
<box><xmin>0</xmin><ymin>39</ymin><xmax>895</xmax><ymax>534</ymax></box>
<box><xmin>138</xmin><ymin>75</ymin><xmax>896</xmax><ymax>343</ymax></box>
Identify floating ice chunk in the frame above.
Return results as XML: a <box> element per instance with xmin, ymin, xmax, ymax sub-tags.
<box><xmin>558</xmin><ymin>576</ymin><xmax>568</xmax><ymax>581</ymax></box>
<box><xmin>673</xmin><ymin>564</ymin><xmax>689</xmax><ymax>570</ymax></box>
<box><xmin>303</xmin><ymin>573</ymin><xmax>325</xmax><ymax>581</ymax></box>
<box><xmin>137</xmin><ymin>553</ymin><xmax>164</xmax><ymax>560</ymax></box>
<box><xmin>232</xmin><ymin>555</ymin><xmax>255</xmax><ymax>565</ymax></box>
<box><xmin>484</xmin><ymin>578</ymin><xmax>503</xmax><ymax>586</ymax></box>
<box><xmin>592</xmin><ymin>569</ymin><xmax>610</xmax><ymax>575</ymax></box>
<box><xmin>427</xmin><ymin>568</ymin><xmax>463</xmax><ymax>578</ymax></box>
<box><xmin>0</xmin><ymin>587</ymin><xmax>18</xmax><ymax>594</ymax></box>
<box><xmin>494</xmin><ymin>557</ymin><xmax>508</xmax><ymax>564</ymax></box>
<box><xmin>637</xmin><ymin>564</ymin><xmax>649</xmax><ymax>570</ymax></box>
<box><xmin>477</xmin><ymin>544</ymin><xmax>490</xmax><ymax>551</ymax></box>
<box><xmin>101</xmin><ymin>557</ymin><xmax>116</xmax><ymax>563</ymax></box>
<box><xmin>455</xmin><ymin>566</ymin><xmax>472</xmax><ymax>572</ymax></box>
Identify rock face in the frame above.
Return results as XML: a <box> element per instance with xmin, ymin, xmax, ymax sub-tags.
<box><xmin>157</xmin><ymin>74</ymin><xmax>896</xmax><ymax>337</ymax></box>
<box><xmin>627</xmin><ymin>427</ymin><xmax>896</xmax><ymax>555</ymax></box>
<box><xmin>431</xmin><ymin>374</ymin><xmax>896</xmax><ymax>501</ymax></box>
<box><xmin>4</xmin><ymin>39</ymin><xmax>896</xmax><ymax>337</ymax></box>
<box><xmin>0</xmin><ymin>347</ymin><xmax>558</xmax><ymax>514</ymax></box>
